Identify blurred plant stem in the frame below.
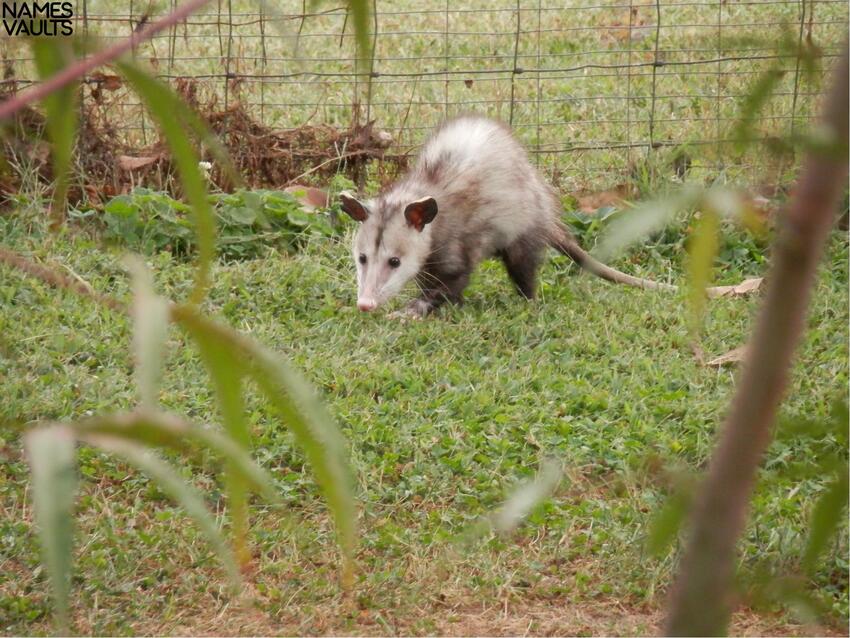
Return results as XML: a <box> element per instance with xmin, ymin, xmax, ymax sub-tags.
<box><xmin>665</xmin><ymin>45</ymin><xmax>849</xmax><ymax>636</ymax></box>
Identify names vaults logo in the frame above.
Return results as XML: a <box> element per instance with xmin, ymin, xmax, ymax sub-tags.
<box><xmin>2</xmin><ymin>2</ymin><xmax>74</xmax><ymax>36</ymax></box>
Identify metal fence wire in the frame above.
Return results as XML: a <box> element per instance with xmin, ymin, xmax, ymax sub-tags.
<box><xmin>3</xmin><ymin>0</ymin><xmax>848</xmax><ymax>191</ymax></box>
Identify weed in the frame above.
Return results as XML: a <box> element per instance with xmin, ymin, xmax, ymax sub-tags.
<box><xmin>94</xmin><ymin>187</ymin><xmax>339</xmax><ymax>260</ymax></box>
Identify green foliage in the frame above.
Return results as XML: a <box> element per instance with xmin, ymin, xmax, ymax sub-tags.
<box><xmin>649</xmin><ymin>399</ymin><xmax>850</xmax><ymax>624</ymax></box>
<box><xmin>593</xmin><ymin>188</ymin><xmax>703</xmax><ymax>263</ymax></box>
<box><xmin>174</xmin><ymin>305</ymin><xmax>358</xmax><ymax>586</ymax></box>
<box><xmin>100</xmin><ymin>188</ymin><xmax>336</xmax><ymax>260</ymax></box>
<box><xmin>804</xmin><ymin>472</ymin><xmax>849</xmax><ymax>573</ymax></box>
<box><xmin>17</xmin><ymin>241</ymin><xmax>359</xmax><ymax>630</ymax></box>
<box><xmin>114</xmin><ymin>62</ymin><xmax>218</xmax><ymax>304</ymax></box>
<box><xmin>564</xmin><ymin>199</ymin><xmax>770</xmax><ymax>280</ymax></box>
<box><xmin>309</xmin><ymin>0</ymin><xmax>373</xmax><ymax>69</ymax></box>
<box><xmin>775</xmin><ymin>400</ymin><xmax>849</xmax><ymax>576</ymax></box>
<box><xmin>24</xmin><ymin>426</ymin><xmax>76</xmax><ymax>633</ymax></box>
<box><xmin>13</xmin><ymin>20</ymin><xmax>360</xmax><ymax>632</ymax></box>
<box><xmin>79</xmin><ymin>432</ymin><xmax>243</xmax><ymax>587</ymax></box>
<box><xmin>686</xmin><ymin>210</ymin><xmax>720</xmax><ymax>339</ymax></box>
<box><xmin>489</xmin><ymin>459</ymin><xmax>562</xmax><ymax>535</ymax></box>
<box><xmin>30</xmin><ymin>38</ymin><xmax>77</xmax><ymax>219</ymax></box>
<box><xmin>563</xmin><ymin>205</ymin><xmax>621</xmax><ymax>243</ymax></box>
<box><xmin>186</xmin><ymin>304</ymin><xmax>252</xmax><ymax>565</ymax></box>
<box><xmin>646</xmin><ymin>475</ymin><xmax>696</xmax><ymax>558</ymax></box>
<box><xmin>126</xmin><ymin>255</ymin><xmax>170</xmax><ymax>408</ymax></box>
<box><xmin>731</xmin><ymin>28</ymin><xmax>823</xmax><ymax>155</ymax></box>
<box><xmin>24</xmin><ymin>404</ymin><xmax>289</xmax><ymax>627</ymax></box>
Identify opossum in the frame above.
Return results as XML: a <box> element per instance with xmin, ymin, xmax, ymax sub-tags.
<box><xmin>340</xmin><ymin>115</ymin><xmax>674</xmax><ymax>317</ymax></box>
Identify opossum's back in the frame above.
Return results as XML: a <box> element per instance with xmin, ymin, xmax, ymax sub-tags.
<box><xmin>419</xmin><ymin>117</ymin><xmax>559</xmax><ymax>252</ymax></box>
<box><xmin>418</xmin><ymin>116</ymin><xmax>528</xmax><ymax>177</ymax></box>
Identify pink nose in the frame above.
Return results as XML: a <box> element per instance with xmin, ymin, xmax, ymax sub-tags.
<box><xmin>357</xmin><ymin>298</ymin><xmax>377</xmax><ymax>312</ymax></box>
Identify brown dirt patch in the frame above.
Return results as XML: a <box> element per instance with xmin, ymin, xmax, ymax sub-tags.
<box><xmin>138</xmin><ymin>591</ymin><xmax>845</xmax><ymax>637</ymax></box>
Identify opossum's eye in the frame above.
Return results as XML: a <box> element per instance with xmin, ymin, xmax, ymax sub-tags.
<box><xmin>388</xmin><ymin>257</ymin><xmax>401</xmax><ymax>268</ymax></box>
<box><xmin>358</xmin><ymin>254</ymin><xmax>367</xmax><ymax>265</ymax></box>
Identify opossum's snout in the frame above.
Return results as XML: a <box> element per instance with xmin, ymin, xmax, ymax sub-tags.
<box><xmin>357</xmin><ymin>297</ymin><xmax>377</xmax><ymax>312</ymax></box>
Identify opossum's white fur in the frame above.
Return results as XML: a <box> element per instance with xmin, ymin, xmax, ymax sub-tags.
<box><xmin>340</xmin><ymin>115</ymin><xmax>672</xmax><ymax>316</ymax></box>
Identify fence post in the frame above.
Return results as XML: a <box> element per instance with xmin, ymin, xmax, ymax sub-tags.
<box><xmin>365</xmin><ymin>0</ymin><xmax>377</xmax><ymax>123</ymax></box>
<box><xmin>626</xmin><ymin>0</ymin><xmax>634</xmax><ymax>172</ymax></box>
<box><xmin>790</xmin><ymin>0</ymin><xmax>808</xmax><ymax>138</ymax></box>
<box><xmin>128</xmin><ymin>0</ymin><xmax>148</xmax><ymax>146</ymax></box>
<box><xmin>216</xmin><ymin>0</ymin><xmax>224</xmax><ymax>58</ymax></box>
<box><xmin>535</xmin><ymin>0</ymin><xmax>542</xmax><ymax>167</ymax></box>
<box><xmin>715</xmin><ymin>0</ymin><xmax>723</xmax><ymax>173</ymax></box>
<box><xmin>648</xmin><ymin>0</ymin><xmax>662</xmax><ymax>154</ymax></box>
<box><xmin>168</xmin><ymin>0</ymin><xmax>177</xmax><ymax>74</ymax></box>
<box><xmin>223</xmin><ymin>0</ymin><xmax>234</xmax><ymax>111</ymax></box>
<box><xmin>443</xmin><ymin>0</ymin><xmax>449</xmax><ymax>118</ymax></box>
<box><xmin>508</xmin><ymin>0</ymin><xmax>521</xmax><ymax>127</ymax></box>
<box><xmin>259</xmin><ymin>2</ymin><xmax>267</xmax><ymax>124</ymax></box>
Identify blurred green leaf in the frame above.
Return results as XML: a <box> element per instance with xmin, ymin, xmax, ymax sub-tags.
<box><xmin>24</xmin><ymin>425</ymin><xmax>77</xmax><ymax>633</ymax></box>
<box><xmin>72</xmin><ymin>410</ymin><xmax>280</xmax><ymax>504</ymax></box>
<box><xmin>750</xmin><ymin>572</ymin><xmax>829</xmax><ymax>626</ymax></box>
<box><xmin>115</xmin><ymin>62</ymin><xmax>216</xmax><ymax>305</ymax></box>
<box><xmin>125</xmin><ymin>256</ymin><xmax>170</xmax><ymax>407</ymax></box>
<box><xmin>227</xmin><ymin>207</ymin><xmax>257</xmax><ymax>226</ymax></box>
<box><xmin>113</xmin><ymin>58</ymin><xmax>240</xmax><ymax>188</ymax></box>
<box><xmin>81</xmin><ymin>434</ymin><xmax>241</xmax><ymax>587</ymax></box>
<box><xmin>595</xmin><ymin>188</ymin><xmax>700</xmax><ymax>261</ymax></box>
<box><xmin>310</xmin><ymin>1</ymin><xmax>372</xmax><ymax>70</ymax></box>
<box><xmin>184</xmin><ymin>317</ymin><xmax>253</xmax><ymax>566</ymax></box>
<box><xmin>803</xmin><ymin>469</ymin><xmax>849</xmax><ymax>573</ymax></box>
<box><xmin>173</xmin><ymin>305</ymin><xmax>357</xmax><ymax>586</ymax></box>
<box><xmin>31</xmin><ymin>38</ymin><xmax>77</xmax><ymax>222</ymax></box>
<box><xmin>686</xmin><ymin>210</ymin><xmax>720</xmax><ymax>339</ymax></box>
<box><xmin>647</xmin><ymin>485</ymin><xmax>694</xmax><ymax>557</ymax></box>
<box><xmin>490</xmin><ymin>459</ymin><xmax>562</xmax><ymax>534</ymax></box>
<box><xmin>733</xmin><ymin>67</ymin><xmax>784</xmax><ymax>153</ymax></box>
<box><xmin>349</xmin><ymin>0</ymin><xmax>372</xmax><ymax>69</ymax></box>
<box><xmin>104</xmin><ymin>195</ymin><xmax>137</xmax><ymax>217</ymax></box>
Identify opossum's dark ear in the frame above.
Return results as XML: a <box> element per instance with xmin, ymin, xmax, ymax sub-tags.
<box><xmin>339</xmin><ymin>191</ymin><xmax>369</xmax><ymax>222</ymax></box>
<box><xmin>404</xmin><ymin>197</ymin><xmax>438</xmax><ymax>232</ymax></box>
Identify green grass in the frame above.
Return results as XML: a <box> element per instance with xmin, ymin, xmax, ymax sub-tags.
<box><xmin>0</xmin><ymin>202</ymin><xmax>847</xmax><ymax>635</ymax></box>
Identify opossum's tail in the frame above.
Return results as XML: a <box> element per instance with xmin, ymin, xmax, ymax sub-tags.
<box><xmin>550</xmin><ymin>225</ymin><xmax>677</xmax><ymax>291</ymax></box>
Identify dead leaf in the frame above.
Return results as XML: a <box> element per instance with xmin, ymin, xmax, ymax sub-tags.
<box><xmin>284</xmin><ymin>185</ymin><xmax>328</xmax><ymax>211</ymax></box>
<box><xmin>705</xmin><ymin>345</ymin><xmax>749</xmax><ymax>367</ymax></box>
<box><xmin>575</xmin><ymin>184</ymin><xmax>635</xmax><ymax>213</ymax></box>
<box><xmin>90</xmin><ymin>72</ymin><xmax>123</xmax><ymax>91</ymax></box>
<box><xmin>706</xmin><ymin>277</ymin><xmax>763</xmax><ymax>298</ymax></box>
<box><xmin>117</xmin><ymin>155</ymin><xmax>160</xmax><ymax>171</ymax></box>
<box><xmin>601</xmin><ymin>8</ymin><xmax>653</xmax><ymax>44</ymax></box>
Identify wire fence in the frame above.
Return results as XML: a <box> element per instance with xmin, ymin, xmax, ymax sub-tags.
<box><xmin>2</xmin><ymin>0</ymin><xmax>847</xmax><ymax>191</ymax></box>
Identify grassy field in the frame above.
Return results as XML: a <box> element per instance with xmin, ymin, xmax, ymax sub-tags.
<box><xmin>1</xmin><ymin>4</ymin><xmax>848</xmax><ymax>634</ymax></box>
<box><xmin>0</xmin><ymin>195</ymin><xmax>847</xmax><ymax>634</ymax></box>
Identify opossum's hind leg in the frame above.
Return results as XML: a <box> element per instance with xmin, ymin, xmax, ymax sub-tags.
<box><xmin>499</xmin><ymin>234</ymin><xmax>545</xmax><ymax>299</ymax></box>
<box><xmin>407</xmin><ymin>269</ymin><xmax>471</xmax><ymax>317</ymax></box>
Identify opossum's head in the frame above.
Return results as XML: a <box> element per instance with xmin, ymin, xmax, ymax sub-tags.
<box><xmin>339</xmin><ymin>191</ymin><xmax>438</xmax><ymax>312</ymax></box>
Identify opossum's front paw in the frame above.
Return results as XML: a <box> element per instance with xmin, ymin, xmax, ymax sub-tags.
<box><xmin>388</xmin><ymin>309</ymin><xmax>420</xmax><ymax>321</ymax></box>
<box><xmin>390</xmin><ymin>299</ymin><xmax>431</xmax><ymax>320</ymax></box>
